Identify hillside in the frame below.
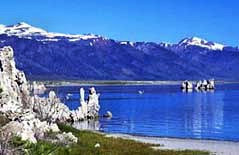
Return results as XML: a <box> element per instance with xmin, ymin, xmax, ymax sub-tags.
<box><xmin>0</xmin><ymin>22</ymin><xmax>238</xmax><ymax>80</ymax></box>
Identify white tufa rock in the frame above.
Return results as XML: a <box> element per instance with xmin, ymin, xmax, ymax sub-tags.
<box><xmin>181</xmin><ymin>80</ymin><xmax>193</xmax><ymax>90</ymax></box>
<box><xmin>1</xmin><ymin>118</ymin><xmax>60</xmax><ymax>143</ymax></box>
<box><xmin>87</xmin><ymin>87</ymin><xmax>100</xmax><ymax>118</ymax></box>
<box><xmin>195</xmin><ymin>79</ymin><xmax>215</xmax><ymax>91</ymax></box>
<box><xmin>0</xmin><ymin>46</ymin><xmax>100</xmax><ymax>144</ymax></box>
<box><xmin>30</xmin><ymin>81</ymin><xmax>46</xmax><ymax>95</ymax></box>
<box><xmin>0</xmin><ymin>46</ymin><xmax>28</xmax><ymax>118</ymax></box>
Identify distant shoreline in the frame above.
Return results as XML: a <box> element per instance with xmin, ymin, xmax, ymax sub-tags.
<box><xmin>44</xmin><ymin>80</ymin><xmax>181</xmax><ymax>86</ymax></box>
<box><xmin>31</xmin><ymin>80</ymin><xmax>239</xmax><ymax>87</ymax></box>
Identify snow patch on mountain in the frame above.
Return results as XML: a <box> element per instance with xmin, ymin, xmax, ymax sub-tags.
<box><xmin>0</xmin><ymin>22</ymin><xmax>100</xmax><ymax>42</ymax></box>
<box><xmin>120</xmin><ymin>41</ymin><xmax>135</xmax><ymax>46</ymax></box>
<box><xmin>159</xmin><ymin>42</ymin><xmax>171</xmax><ymax>48</ymax></box>
<box><xmin>178</xmin><ymin>37</ymin><xmax>224</xmax><ymax>50</ymax></box>
<box><xmin>0</xmin><ymin>22</ymin><xmax>229</xmax><ymax>51</ymax></box>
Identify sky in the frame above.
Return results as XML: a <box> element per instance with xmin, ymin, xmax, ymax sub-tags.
<box><xmin>0</xmin><ymin>0</ymin><xmax>238</xmax><ymax>46</ymax></box>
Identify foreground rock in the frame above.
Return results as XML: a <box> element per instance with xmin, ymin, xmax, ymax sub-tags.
<box><xmin>1</xmin><ymin>115</ymin><xmax>60</xmax><ymax>143</ymax></box>
<box><xmin>0</xmin><ymin>46</ymin><xmax>100</xmax><ymax>143</ymax></box>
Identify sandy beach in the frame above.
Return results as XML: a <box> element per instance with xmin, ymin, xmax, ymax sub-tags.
<box><xmin>106</xmin><ymin>133</ymin><xmax>239</xmax><ymax>155</ymax></box>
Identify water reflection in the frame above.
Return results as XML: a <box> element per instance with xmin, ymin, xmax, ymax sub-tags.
<box><xmin>187</xmin><ymin>92</ymin><xmax>224</xmax><ymax>139</ymax></box>
<box><xmin>98</xmin><ymin>86</ymin><xmax>230</xmax><ymax>140</ymax></box>
<box><xmin>52</xmin><ymin>84</ymin><xmax>239</xmax><ymax>141</ymax></box>
<box><xmin>72</xmin><ymin>120</ymin><xmax>100</xmax><ymax>131</ymax></box>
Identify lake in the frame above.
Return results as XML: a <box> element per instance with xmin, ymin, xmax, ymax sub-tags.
<box><xmin>48</xmin><ymin>83</ymin><xmax>239</xmax><ymax>142</ymax></box>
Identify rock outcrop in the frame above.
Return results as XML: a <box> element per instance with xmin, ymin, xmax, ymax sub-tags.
<box><xmin>0</xmin><ymin>46</ymin><xmax>29</xmax><ymax>119</ymax></box>
<box><xmin>181</xmin><ymin>80</ymin><xmax>193</xmax><ymax>90</ymax></box>
<box><xmin>181</xmin><ymin>79</ymin><xmax>215</xmax><ymax>92</ymax></box>
<box><xmin>195</xmin><ymin>79</ymin><xmax>215</xmax><ymax>91</ymax></box>
<box><xmin>0</xmin><ymin>46</ymin><xmax>100</xmax><ymax>143</ymax></box>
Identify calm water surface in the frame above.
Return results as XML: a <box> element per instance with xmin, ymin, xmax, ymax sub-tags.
<box><xmin>49</xmin><ymin>83</ymin><xmax>239</xmax><ymax>141</ymax></box>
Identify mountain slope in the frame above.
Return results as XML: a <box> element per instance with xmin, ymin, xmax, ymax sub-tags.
<box><xmin>0</xmin><ymin>22</ymin><xmax>238</xmax><ymax>80</ymax></box>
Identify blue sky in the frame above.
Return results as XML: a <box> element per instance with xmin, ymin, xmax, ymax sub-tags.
<box><xmin>0</xmin><ymin>0</ymin><xmax>238</xmax><ymax>46</ymax></box>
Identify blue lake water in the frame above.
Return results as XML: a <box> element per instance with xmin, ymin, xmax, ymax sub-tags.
<box><xmin>49</xmin><ymin>83</ymin><xmax>239</xmax><ymax>141</ymax></box>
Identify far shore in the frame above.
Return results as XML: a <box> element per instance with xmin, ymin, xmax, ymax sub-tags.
<box><xmin>105</xmin><ymin>133</ymin><xmax>239</xmax><ymax>155</ymax></box>
<box><xmin>30</xmin><ymin>80</ymin><xmax>239</xmax><ymax>87</ymax></box>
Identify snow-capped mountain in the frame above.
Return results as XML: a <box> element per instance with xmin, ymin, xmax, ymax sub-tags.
<box><xmin>0</xmin><ymin>22</ymin><xmax>226</xmax><ymax>50</ymax></box>
<box><xmin>177</xmin><ymin>37</ymin><xmax>224</xmax><ymax>50</ymax></box>
<box><xmin>0</xmin><ymin>22</ymin><xmax>238</xmax><ymax>80</ymax></box>
<box><xmin>0</xmin><ymin>22</ymin><xmax>101</xmax><ymax>42</ymax></box>
<box><xmin>162</xmin><ymin>37</ymin><xmax>225</xmax><ymax>52</ymax></box>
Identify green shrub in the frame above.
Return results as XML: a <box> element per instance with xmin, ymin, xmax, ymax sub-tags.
<box><xmin>9</xmin><ymin>124</ymin><xmax>209</xmax><ymax>155</ymax></box>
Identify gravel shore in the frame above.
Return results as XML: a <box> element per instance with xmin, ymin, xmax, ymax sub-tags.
<box><xmin>106</xmin><ymin>133</ymin><xmax>239</xmax><ymax>155</ymax></box>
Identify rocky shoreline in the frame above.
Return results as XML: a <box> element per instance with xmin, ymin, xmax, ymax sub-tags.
<box><xmin>0</xmin><ymin>46</ymin><xmax>100</xmax><ymax>147</ymax></box>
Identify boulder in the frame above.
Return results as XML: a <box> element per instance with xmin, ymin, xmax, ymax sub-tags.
<box><xmin>103</xmin><ymin>111</ymin><xmax>113</xmax><ymax>118</ymax></box>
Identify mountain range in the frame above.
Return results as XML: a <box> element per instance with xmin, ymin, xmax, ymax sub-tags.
<box><xmin>0</xmin><ymin>22</ymin><xmax>239</xmax><ymax>80</ymax></box>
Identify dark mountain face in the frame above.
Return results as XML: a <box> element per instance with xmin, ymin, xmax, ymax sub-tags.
<box><xmin>0</xmin><ymin>23</ymin><xmax>238</xmax><ymax>81</ymax></box>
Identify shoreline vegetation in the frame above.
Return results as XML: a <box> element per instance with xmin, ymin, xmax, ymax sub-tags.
<box><xmin>8</xmin><ymin>123</ymin><xmax>210</xmax><ymax>155</ymax></box>
<box><xmin>0</xmin><ymin>115</ymin><xmax>209</xmax><ymax>154</ymax></box>
<box><xmin>1</xmin><ymin>116</ymin><xmax>237</xmax><ymax>155</ymax></box>
<box><xmin>32</xmin><ymin>80</ymin><xmax>239</xmax><ymax>87</ymax></box>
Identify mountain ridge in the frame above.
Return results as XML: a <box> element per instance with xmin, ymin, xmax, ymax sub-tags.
<box><xmin>0</xmin><ymin>22</ymin><xmax>234</xmax><ymax>49</ymax></box>
<box><xmin>0</xmin><ymin>22</ymin><xmax>238</xmax><ymax>81</ymax></box>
